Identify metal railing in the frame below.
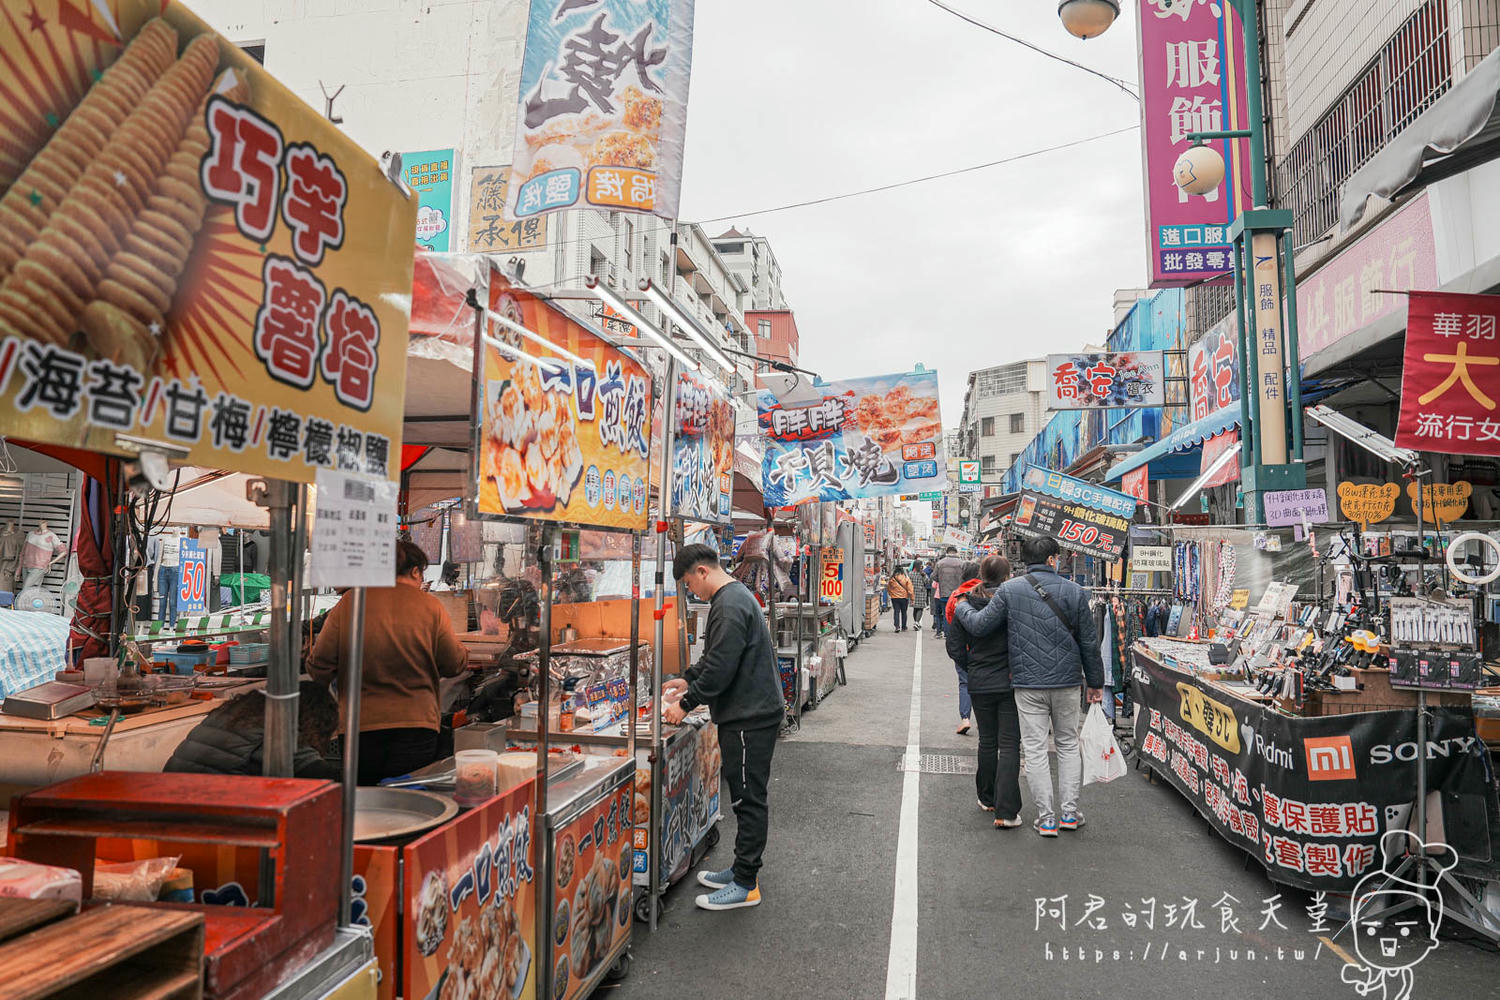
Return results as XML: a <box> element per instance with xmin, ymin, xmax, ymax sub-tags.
<box><xmin>1275</xmin><ymin>0</ymin><xmax>1451</xmax><ymax>245</ymax></box>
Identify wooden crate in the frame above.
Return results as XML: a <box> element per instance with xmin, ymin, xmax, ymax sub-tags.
<box><xmin>1299</xmin><ymin>667</ymin><xmax>1472</xmax><ymax>717</ymax></box>
<box><xmin>0</xmin><ymin>899</ymin><xmax>204</xmax><ymax>1000</ymax></box>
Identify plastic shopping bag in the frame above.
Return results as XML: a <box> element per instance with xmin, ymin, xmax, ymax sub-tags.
<box><xmin>1081</xmin><ymin>703</ymin><xmax>1128</xmax><ymax>785</ymax></box>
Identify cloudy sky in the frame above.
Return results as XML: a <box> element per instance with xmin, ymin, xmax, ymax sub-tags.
<box><xmin>676</xmin><ymin>0</ymin><xmax>1149</xmax><ymax>429</ymax></box>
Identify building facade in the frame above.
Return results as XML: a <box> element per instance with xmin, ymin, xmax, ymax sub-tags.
<box><xmin>957</xmin><ymin>360</ymin><xmax>1047</xmax><ymax>488</ymax></box>
<box><xmin>712</xmin><ymin>228</ymin><xmax>790</xmax><ymax>311</ymax></box>
<box><xmin>745</xmin><ymin>310</ymin><xmax>800</xmax><ymax>370</ymax></box>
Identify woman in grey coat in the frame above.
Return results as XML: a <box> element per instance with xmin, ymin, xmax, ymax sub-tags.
<box><xmin>909</xmin><ymin>561</ymin><xmax>930</xmax><ymax>630</ymax></box>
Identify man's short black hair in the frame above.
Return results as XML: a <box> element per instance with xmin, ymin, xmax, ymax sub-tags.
<box><xmin>945</xmin><ymin>545</ymin><xmax>957</xmax><ymax>554</ymax></box>
<box><xmin>1021</xmin><ymin>535</ymin><xmax>1059</xmax><ymax>564</ymax></box>
<box><xmin>673</xmin><ymin>543</ymin><xmax>721</xmax><ymax>580</ymax></box>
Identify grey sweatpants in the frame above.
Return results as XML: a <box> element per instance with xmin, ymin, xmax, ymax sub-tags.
<box><xmin>1016</xmin><ymin>687</ymin><xmax>1083</xmax><ymax>824</ymax></box>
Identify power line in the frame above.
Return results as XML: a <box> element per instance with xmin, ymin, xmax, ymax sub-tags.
<box><xmin>922</xmin><ymin>0</ymin><xmax>1140</xmax><ymax>102</ymax></box>
<box><xmin>697</xmin><ymin>125</ymin><xmax>1138</xmax><ymax>224</ymax></box>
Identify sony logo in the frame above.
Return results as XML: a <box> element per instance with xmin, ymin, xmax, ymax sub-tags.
<box><xmin>1370</xmin><ymin>737</ymin><xmax>1480</xmax><ymax>765</ymax></box>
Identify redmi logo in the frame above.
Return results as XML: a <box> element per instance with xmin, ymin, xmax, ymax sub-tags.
<box><xmin>1304</xmin><ymin>735</ymin><xmax>1356</xmax><ymax>781</ymax></box>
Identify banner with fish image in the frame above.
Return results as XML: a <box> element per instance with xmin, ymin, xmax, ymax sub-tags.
<box><xmin>475</xmin><ymin>271</ymin><xmax>653</xmax><ymax>532</ymax></box>
<box><xmin>0</xmin><ymin>1</ymin><xmax>416</xmax><ymax>482</ymax></box>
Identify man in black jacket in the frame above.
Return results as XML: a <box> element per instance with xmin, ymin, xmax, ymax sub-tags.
<box><xmin>664</xmin><ymin>544</ymin><xmax>783</xmax><ymax>911</ymax></box>
<box><xmin>954</xmin><ymin>536</ymin><xmax>1104</xmax><ymax>837</ymax></box>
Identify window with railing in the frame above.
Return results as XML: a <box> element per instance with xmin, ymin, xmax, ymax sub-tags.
<box><xmin>1276</xmin><ymin>0</ymin><xmax>1450</xmax><ymax>245</ymax></box>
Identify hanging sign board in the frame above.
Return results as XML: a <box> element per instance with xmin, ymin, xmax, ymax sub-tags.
<box><xmin>1046</xmin><ymin>352</ymin><xmax>1166</xmax><ymax>409</ymax></box>
<box><xmin>1395</xmin><ymin>291</ymin><xmax>1500</xmax><ymax>458</ymax></box>
<box><xmin>1013</xmin><ymin>468</ymin><xmax>1137</xmax><ymax>561</ymax></box>
<box><xmin>1131</xmin><ymin>545</ymin><xmax>1171</xmax><ymax>573</ymax></box>
<box><xmin>1263</xmin><ymin>488</ymin><xmax>1329</xmax><ymax>528</ymax></box>
<box><xmin>309</xmin><ymin>468</ymin><xmax>398</xmax><ymax>588</ymax></box>
<box><xmin>0</xmin><ymin>3</ymin><xmax>416</xmax><ymax>483</ymax></box>
<box><xmin>671</xmin><ymin>368</ymin><xmax>734</xmax><ymax>525</ymax></box>
<box><xmin>475</xmin><ymin>273</ymin><xmax>653</xmax><ymax>531</ymax></box>
<box><xmin>1405</xmin><ymin>481</ymin><xmax>1472</xmax><ymax>526</ymax></box>
<box><xmin>819</xmin><ymin>546</ymin><xmax>844</xmax><ymax>602</ymax></box>
<box><xmin>1188</xmin><ymin>317</ymin><xmax>1240</xmax><ymax>421</ymax></box>
<box><xmin>1337</xmin><ymin>482</ymin><xmax>1399</xmax><ymax>529</ymax></box>
<box><xmin>958</xmin><ymin>459</ymin><xmax>981</xmax><ymax>491</ymax></box>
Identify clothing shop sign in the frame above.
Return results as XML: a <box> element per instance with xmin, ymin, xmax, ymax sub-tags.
<box><xmin>1187</xmin><ymin>317</ymin><xmax>1240</xmax><ymax>421</ymax></box>
<box><xmin>1045</xmin><ymin>351</ymin><xmax>1165</xmax><ymax>410</ymax></box>
<box><xmin>1131</xmin><ymin>651</ymin><xmax>1498</xmax><ymax>891</ymax></box>
<box><xmin>1395</xmin><ymin>291</ymin><xmax>1500</xmax><ymax>458</ymax></box>
<box><xmin>1013</xmin><ymin>468</ymin><xmax>1137</xmax><ymax>562</ymax></box>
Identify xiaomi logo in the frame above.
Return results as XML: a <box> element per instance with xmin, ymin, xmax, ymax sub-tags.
<box><xmin>1304</xmin><ymin>735</ymin><xmax>1356</xmax><ymax>781</ymax></box>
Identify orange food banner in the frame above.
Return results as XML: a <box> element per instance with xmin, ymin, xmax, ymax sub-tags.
<box><xmin>403</xmin><ymin>781</ymin><xmax>539</xmax><ymax>1000</ymax></box>
<box><xmin>0</xmin><ymin>2</ymin><xmax>414</xmax><ymax>481</ymax></box>
<box><xmin>476</xmin><ymin>273</ymin><xmax>653</xmax><ymax>531</ymax></box>
<box><xmin>549</xmin><ymin>778</ymin><xmax>633</xmax><ymax>1000</ymax></box>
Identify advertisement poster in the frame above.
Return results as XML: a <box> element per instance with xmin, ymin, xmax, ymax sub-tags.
<box><xmin>1337</xmin><ymin>482</ymin><xmax>1400</xmax><ymax>528</ymax></box>
<box><xmin>1138</xmin><ymin>0</ymin><xmax>1250</xmax><ymax>285</ymax></box>
<box><xmin>1395</xmin><ymin>291</ymin><xmax>1500</xmax><ymax>457</ymax></box>
<box><xmin>757</xmin><ymin>370</ymin><xmax>945</xmax><ymax>505</ymax></box>
<box><xmin>1132</xmin><ymin>652</ymin><xmax>1498</xmax><ymax>890</ymax></box>
<box><xmin>467</xmin><ymin>165</ymin><xmax>547</xmax><ymax>253</ymax></box>
<box><xmin>0</xmin><ymin>2</ymin><xmax>415</xmax><ymax>482</ymax></box>
<box><xmin>352</xmin><ymin>846</ymin><xmax>401</xmax><ymax>1000</ymax></box>
<box><xmin>402</xmin><ymin>782</ymin><xmax>538</xmax><ymax>1000</ymax></box>
<box><xmin>633</xmin><ymin>727</ymin><xmax>693</xmax><ymax>888</ymax></box>
<box><xmin>1263</xmin><ymin>488</ymin><xmax>1329</xmax><ymax>527</ymax></box>
<box><xmin>671</xmin><ymin>368</ymin><xmax>734</xmax><ymax>525</ymax></box>
<box><xmin>552</xmin><ymin>779</ymin><xmax>634</xmax><ymax>1000</ymax></box>
<box><xmin>1014</xmin><ymin>468</ymin><xmax>1137</xmax><ymax>561</ymax></box>
<box><xmin>820</xmin><ymin>546</ymin><xmax>844</xmax><ymax>602</ymax></box>
<box><xmin>506</xmin><ymin>0</ymin><xmax>696</xmax><ymax>222</ymax></box>
<box><xmin>476</xmin><ymin>273</ymin><xmax>653</xmax><ymax>531</ymax></box>
<box><xmin>177</xmin><ymin>538</ymin><xmax>208</xmax><ymax>613</ymax></box>
<box><xmin>1199</xmin><ymin>428</ymin><xmax>1240</xmax><ymax>487</ymax></box>
<box><xmin>1187</xmin><ymin>317</ymin><xmax>1240</xmax><ymax>421</ymax></box>
<box><xmin>404</xmin><ymin>148</ymin><xmax>455</xmax><ymax>251</ymax></box>
<box><xmin>1045</xmin><ymin>351</ymin><xmax>1165</xmax><ymax>409</ymax></box>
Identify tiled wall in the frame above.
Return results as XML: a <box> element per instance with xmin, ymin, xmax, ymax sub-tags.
<box><xmin>1452</xmin><ymin>0</ymin><xmax>1500</xmax><ymax>75</ymax></box>
<box><xmin>1283</xmin><ymin>0</ymin><xmax>1423</xmax><ymax>140</ymax></box>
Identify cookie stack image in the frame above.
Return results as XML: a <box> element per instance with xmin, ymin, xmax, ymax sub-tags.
<box><xmin>0</xmin><ymin>18</ymin><xmax>229</xmax><ymax>374</ymax></box>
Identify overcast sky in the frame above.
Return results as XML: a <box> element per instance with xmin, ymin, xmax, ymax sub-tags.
<box><xmin>676</xmin><ymin>0</ymin><xmax>1149</xmax><ymax>430</ymax></box>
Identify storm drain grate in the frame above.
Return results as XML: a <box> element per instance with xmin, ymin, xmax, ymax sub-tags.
<box><xmin>899</xmin><ymin>753</ymin><xmax>977</xmax><ymax>775</ymax></box>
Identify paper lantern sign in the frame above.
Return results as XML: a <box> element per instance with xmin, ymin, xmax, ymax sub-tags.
<box><xmin>1338</xmin><ymin>482</ymin><xmax>1400</xmax><ymax>528</ymax></box>
<box><xmin>1406</xmin><ymin>481</ymin><xmax>1472</xmax><ymax>526</ymax></box>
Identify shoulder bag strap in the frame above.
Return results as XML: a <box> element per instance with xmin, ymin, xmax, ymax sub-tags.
<box><xmin>1026</xmin><ymin>573</ymin><xmax>1082</xmax><ymax>658</ymax></box>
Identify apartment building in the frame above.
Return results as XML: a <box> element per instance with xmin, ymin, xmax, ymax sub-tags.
<box><xmin>956</xmin><ymin>360</ymin><xmax>1048</xmax><ymax>487</ymax></box>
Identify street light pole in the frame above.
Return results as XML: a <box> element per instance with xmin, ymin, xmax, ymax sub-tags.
<box><xmin>1061</xmin><ymin>0</ymin><xmax>1307</xmax><ymax>522</ymax></box>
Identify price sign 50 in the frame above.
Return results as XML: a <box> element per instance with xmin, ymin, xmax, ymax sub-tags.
<box><xmin>178</xmin><ymin>547</ymin><xmax>208</xmax><ymax>614</ymax></box>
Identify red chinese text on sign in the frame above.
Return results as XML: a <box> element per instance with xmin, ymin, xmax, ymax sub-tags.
<box><xmin>282</xmin><ymin>143</ymin><xmax>348</xmax><ymax>266</ymax></box>
<box><xmin>321</xmin><ymin>290</ymin><xmax>381</xmax><ymax>412</ymax></box>
<box><xmin>1395</xmin><ymin>291</ymin><xmax>1500</xmax><ymax>457</ymax></box>
<box><xmin>253</xmin><ymin>256</ymin><xmax>326</xmax><ymax>389</ymax></box>
<box><xmin>201</xmin><ymin>96</ymin><xmax>284</xmax><ymax>242</ymax></box>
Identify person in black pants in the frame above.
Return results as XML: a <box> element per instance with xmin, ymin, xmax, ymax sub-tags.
<box><xmin>945</xmin><ymin>554</ymin><xmax>1023</xmax><ymax>827</ymax></box>
<box><xmin>664</xmin><ymin>544</ymin><xmax>785</xmax><ymax>911</ymax></box>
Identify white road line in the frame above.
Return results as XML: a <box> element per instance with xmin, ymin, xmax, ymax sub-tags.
<box><xmin>885</xmin><ymin>635</ymin><xmax>922</xmax><ymax>1000</ymax></box>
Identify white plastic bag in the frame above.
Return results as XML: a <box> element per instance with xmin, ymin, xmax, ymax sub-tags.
<box><xmin>1080</xmin><ymin>704</ymin><xmax>1128</xmax><ymax>785</ymax></box>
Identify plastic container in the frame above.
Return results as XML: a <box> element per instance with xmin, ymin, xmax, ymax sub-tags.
<box><xmin>453</xmin><ymin>749</ymin><xmax>499</xmax><ymax>806</ymax></box>
<box><xmin>154</xmin><ymin>650</ymin><xmax>210</xmax><ymax>674</ymax></box>
<box><xmin>229</xmin><ymin>642</ymin><xmax>270</xmax><ymax>666</ymax></box>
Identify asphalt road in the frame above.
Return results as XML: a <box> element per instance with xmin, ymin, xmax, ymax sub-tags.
<box><xmin>599</xmin><ymin>622</ymin><xmax>1500</xmax><ymax>1000</ymax></box>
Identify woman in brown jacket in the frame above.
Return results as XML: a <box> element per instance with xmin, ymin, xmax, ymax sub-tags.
<box><xmin>887</xmin><ymin>565</ymin><xmax>915</xmax><ymax>633</ymax></box>
<box><xmin>309</xmin><ymin>540</ymin><xmax>469</xmax><ymax>784</ymax></box>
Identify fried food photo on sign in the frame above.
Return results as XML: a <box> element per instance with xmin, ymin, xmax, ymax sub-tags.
<box><xmin>485</xmin><ymin>350</ymin><xmax>585</xmax><ymax>513</ymax></box>
<box><xmin>0</xmin><ymin>15</ymin><xmax>239</xmax><ymax>375</ymax></box>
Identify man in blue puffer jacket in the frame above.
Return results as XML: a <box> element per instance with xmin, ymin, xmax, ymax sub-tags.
<box><xmin>953</xmin><ymin>535</ymin><xmax>1104</xmax><ymax>837</ymax></box>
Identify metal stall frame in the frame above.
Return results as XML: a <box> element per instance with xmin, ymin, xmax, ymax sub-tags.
<box><xmin>462</xmin><ymin>288</ymin><xmax>645</xmax><ymax>997</ymax></box>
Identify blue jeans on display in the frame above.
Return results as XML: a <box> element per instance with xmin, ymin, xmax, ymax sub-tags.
<box><xmin>955</xmin><ymin>664</ymin><xmax>972</xmax><ymax>719</ymax></box>
<box><xmin>158</xmin><ymin>565</ymin><xmax>179</xmax><ymax>626</ymax></box>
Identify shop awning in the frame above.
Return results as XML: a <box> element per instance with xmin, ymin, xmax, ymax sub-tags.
<box><xmin>1342</xmin><ymin>45</ymin><xmax>1500</xmax><ymax>230</ymax></box>
<box><xmin>1104</xmin><ymin>402</ymin><xmax>1243</xmax><ymax>482</ymax></box>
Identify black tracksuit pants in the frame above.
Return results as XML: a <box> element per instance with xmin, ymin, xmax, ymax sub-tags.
<box><xmin>722</xmin><ymin>722</ymin><xmax>778</xmax><ymax>888</ymax></box>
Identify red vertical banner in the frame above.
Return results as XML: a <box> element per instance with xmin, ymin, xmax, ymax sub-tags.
<box><xmin>1122</xmin><ymin>465</ymin><xmax>1149</xmax><ymax>504</ymax></box>
<box><xmin>1396</xmin><ymin>292</ymin><xmax>1500</xmax><ymax>456</ymax></box>
<box><xmin>1200</xmin><ymin>430</ymin><xmax>1241</xmax><ymax>488</ymax></box>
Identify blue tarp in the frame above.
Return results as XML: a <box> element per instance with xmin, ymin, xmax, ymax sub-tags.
<box><xmin>1104</xmin><ymin>401</ymin><xmax>1243</xmax><ymax>482</ymax></box>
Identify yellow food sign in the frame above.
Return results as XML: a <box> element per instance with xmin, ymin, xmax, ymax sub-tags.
<box><xmin>1176</xmin><ymin>682</ymin><xmax>1241</xmax><ymax>755</ymax></box>
<box><xmin>1337</xmin><ymin>482</ymin><xmax>1400</xmax><ymax>529</ymax></box>
<box><xmin>1406</xmin><ymin>481</ymin><xmax>1471</xmax><ymax>525</ymax></box>
<box><xmin>0</xmin><ymin>2</ymin><xmax>415</xmax><ymax>481</ymax></box>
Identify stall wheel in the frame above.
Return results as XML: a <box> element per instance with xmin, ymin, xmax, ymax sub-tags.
<box><xmin>634</xmin><ymin>894</ymin><xmax>664</xmax><ymax>924</ymax></box>
<box><xmin>703</xmin><ymin>824</ymin><xmax>721</xmax><ymax>850</ymax></box>
<box><xmin>605</xmin><ymin>951</ymin><xmax>633</xmax><ymax>983</ymax></box>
